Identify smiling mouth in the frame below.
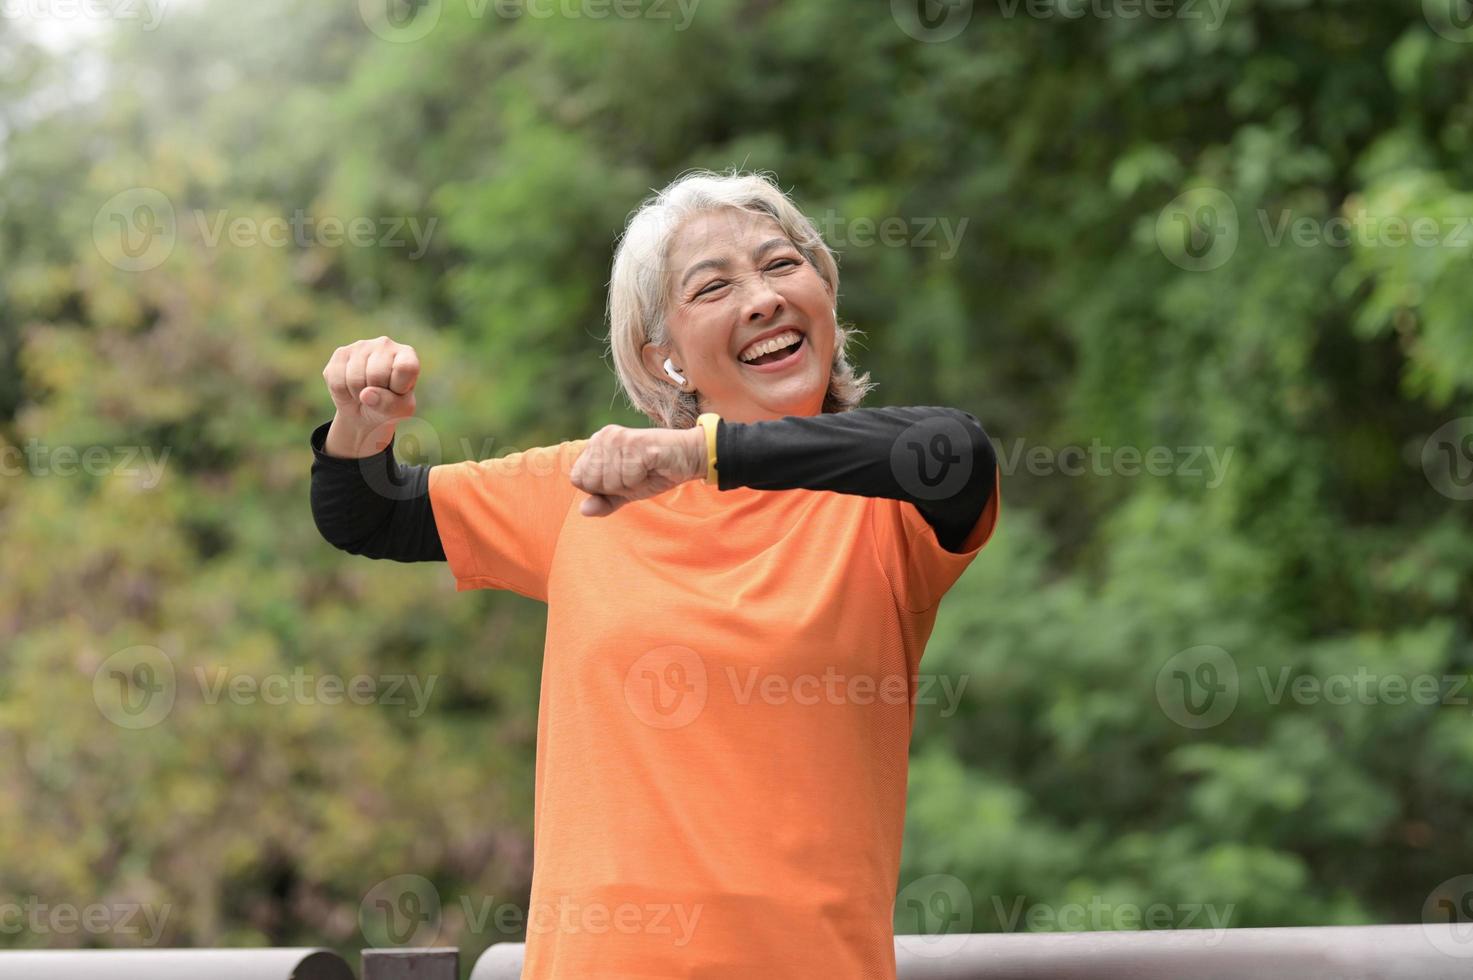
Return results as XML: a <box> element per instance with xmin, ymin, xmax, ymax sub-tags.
<box><xmin>739</xmin><ymin>333</ymin><xmax>805</xmax><ymax>368</ymax></box>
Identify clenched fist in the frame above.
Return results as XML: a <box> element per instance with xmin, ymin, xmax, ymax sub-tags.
<box><xmin>321</xmin><ymin>336</ymin><xmax>420</xmax><ymax>459</ymax></box>
<box><xmin>571</xmin><ymin>424</ymin><xmax>709</xmax><ymax>517</ymax></box>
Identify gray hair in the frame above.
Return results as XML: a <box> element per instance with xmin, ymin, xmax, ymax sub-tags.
<box><xmin>605</xmin><ymin>168</ymin><xmax>875</xmax><ymax>428</ymax></box>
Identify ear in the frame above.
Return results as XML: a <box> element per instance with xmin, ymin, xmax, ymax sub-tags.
<box><xmin>642</xmin><ymin>341</ymin><xmax>679</xmax><ymax>386</ymax></box>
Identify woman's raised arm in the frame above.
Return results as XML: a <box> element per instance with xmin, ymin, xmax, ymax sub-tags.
<box><xmin>569</xmin><ymin>406</ymin><xmax>998</xmax><ymax>553</ymax></box>
<box><xmin>715</xmin><ymin>406</ymin><xmax>998</xmax><ymax>553</ymax></box>
<box><xmin>309</xmin><ymin>422</ymin><xmax>445</xmax><ymax>561</ymax></box>
<box><xmin>310</xmin><ymin>336</ymin><xmax>445</xmax><ymax>562</ymax></box>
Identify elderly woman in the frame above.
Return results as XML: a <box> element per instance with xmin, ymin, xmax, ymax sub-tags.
<box><xmin>310</xmin><ymin>170</ymin><xmax>1000</xmax><ymax>979</ymax></box>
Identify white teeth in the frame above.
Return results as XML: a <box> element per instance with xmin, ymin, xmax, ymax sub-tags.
<box><xmin>739</xmin><ymin>330</ymin><xmax>802</xmax><ymax>362</ymax></box>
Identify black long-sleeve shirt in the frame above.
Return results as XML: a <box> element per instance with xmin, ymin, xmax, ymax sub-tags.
<box><xmin>309</xmin><ymin>406</ymin><xmax>997</xmax><ymax>562</ymax></box>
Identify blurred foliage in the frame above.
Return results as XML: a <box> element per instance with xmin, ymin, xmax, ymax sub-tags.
<box><xmin>2</xmin><ymin>0</ymin><xmax>1472</xmax><ymax>969</ymax></box>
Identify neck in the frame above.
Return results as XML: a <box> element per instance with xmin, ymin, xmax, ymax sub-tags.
<box><xmin>704</xmin><ymin>396</ymin><xmax>824</xmax><ymax>424</ymax></box>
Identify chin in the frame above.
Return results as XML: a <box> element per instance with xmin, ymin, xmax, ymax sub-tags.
<box><xmin>757</xmin><ymin>383</ymin><xmax>827</xmax><ymax>417</ymax></box>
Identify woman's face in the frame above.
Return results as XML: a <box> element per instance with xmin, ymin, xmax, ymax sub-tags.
<box><xmin>642</xmin><ymin>209</ymin><xmax>837</xmax><ymax>424</ymax></box>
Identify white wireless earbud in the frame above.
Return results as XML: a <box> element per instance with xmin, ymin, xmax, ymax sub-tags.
<box><xmin>663</xmin><ymin>357</ymin><xmax>686</xmax><ymax>386</ymax></box>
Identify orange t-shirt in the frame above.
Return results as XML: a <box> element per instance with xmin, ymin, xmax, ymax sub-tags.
<box><xmin>428</xmin><ymin>436</ymin><xmax>999</xmax><ymax>979</ymax></box>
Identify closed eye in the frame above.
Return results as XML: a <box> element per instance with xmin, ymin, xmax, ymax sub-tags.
<box><xmin>694</xmin><ymin>258</ymin><xmax>801</xmax><ymax>298</ymax></box>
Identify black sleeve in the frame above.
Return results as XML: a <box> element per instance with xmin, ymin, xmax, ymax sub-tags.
<box><xmin>716</xmin><ymin>406</ymin><xmax>997</xmax><ymax>553</ymax></box>
<box><xmin>309</xmin><ymin>419</ymin><xmax>446</xmax><ymax>562</ymax></box>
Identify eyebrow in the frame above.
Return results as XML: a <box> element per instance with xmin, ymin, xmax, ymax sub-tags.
<box><xmin>679</xmin><ymin>237</ymin><xmax>792</xmax><ymax>291</ymax></box>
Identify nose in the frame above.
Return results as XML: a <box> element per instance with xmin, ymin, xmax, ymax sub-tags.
<box><xmin>741</xmin><ymin>277</ymin><xmax>783</xmax><ymax>323</ymax></box>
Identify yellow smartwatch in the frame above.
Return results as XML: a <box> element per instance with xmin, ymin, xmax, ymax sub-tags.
<box><xmin>696</xmin><ymin>412</ymin><xmax>721</xmax><ymax>486</ymax></box>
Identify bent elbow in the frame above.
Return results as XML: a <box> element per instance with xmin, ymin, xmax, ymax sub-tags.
<box><xmin>947</xmin><ymin>408</ymin><xmax>998</xmax><ymax>502</ymax></box>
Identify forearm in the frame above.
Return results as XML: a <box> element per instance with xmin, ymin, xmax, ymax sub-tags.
<box><xmin>309</xmin><ymin>420</ymin><xmax>446</xmax><ymax>562</ymax></box>
<box><xmin>716</xmin><ymin>406</ymin><xmax>997</xmax><ymax>552</ymax></box>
